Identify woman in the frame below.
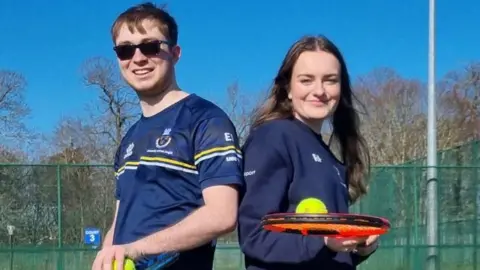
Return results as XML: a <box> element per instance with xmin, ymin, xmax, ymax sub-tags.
<box><xmin>237</xmin><ymin>35</ymin><xmax>378</xmax><ymax>270</ymax></box>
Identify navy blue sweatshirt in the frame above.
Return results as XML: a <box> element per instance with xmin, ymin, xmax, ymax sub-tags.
<box><xmin>237</xmin><ymin>118</ymin><xmax>374</xmax><ymax>270</ymax></box>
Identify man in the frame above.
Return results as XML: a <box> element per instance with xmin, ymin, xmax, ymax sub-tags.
<box><xmin>92</xmin><ymin>3</ymin><xmax>244</xmax><ymax>270</ymax></box>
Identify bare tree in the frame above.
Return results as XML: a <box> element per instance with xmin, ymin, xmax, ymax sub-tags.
<box><xmin>51</xmin><ymin>116</ymin><xmax>111</xmax><ymax>163</ymax></box>
<box><xmin>350</xmin><ymin>65</ymin><xmax>480</xmax><ymax>247</ymax></box>
<box><xmin>354</xmin><ymin>67</ymin><xmax>427</xmax><ymax>165</ymax></box>
<box><xmin>221</xmin><ymin>81</ymin><xmax>267</xmax><ymax>146</ymax></box>
<box><xmin>432</xmin><ymin>62</ymin><xmax>480</xmax><ymax>225</ymax></box>
<box><xmin>222</xmin><ymin>82</ymin><xmax>253</xmax><ymax>144</ymax></box>
<box><xmin>437</xmin><ymin>61</ymin><xmax>480</xmax><ymax>144</ymax></box>
<box><xmin>0</xmin><ymin>70</ymin><xmax>30</xmax><ymax>144</ymax></box>
<box><xmin>80</xmin><ymin>57</ymin><xmax>139</xmax><ymax>150</ymax></box>
<box><xmin>0</xmin><ymin>147</ymin><xmax>44</xmax><ymax>245</ymax></box>
<box><xmin>351</xmin><ymin>68</ymin><xmax>433</xmax><ymax>238</ymax></box>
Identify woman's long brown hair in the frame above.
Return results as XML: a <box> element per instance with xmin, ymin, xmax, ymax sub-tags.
<box><xmin>250</xmin><ymin>35</ymin><xmax>370</xmax><ymax>204</ymax></box>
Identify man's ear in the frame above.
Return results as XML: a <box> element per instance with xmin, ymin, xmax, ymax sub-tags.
<box><xmin>171</xmin><ymin>45</ymin><xmax>181</xmax><ymax>64</ymax></box>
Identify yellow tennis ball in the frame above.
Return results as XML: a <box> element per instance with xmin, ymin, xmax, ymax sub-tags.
<box><xmin>113</xmin><ymin>258</ymin><xmax>136</xmax><ymax>270</ymax></box>
<box><xmin>296</xmin><ymin>198</ymin><xmax>328</xmax><ymax>214</ymax></box>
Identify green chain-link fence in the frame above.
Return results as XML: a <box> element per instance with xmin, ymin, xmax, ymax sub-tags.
<box><xmin>0</xmin><ymin>141</ymin><xmax>479</xmax><ymax>269</ymax></box>
<box><xmin>352</xmin><ymin>140</ymin><xmax>480</xmax><ymax>270</ymax></box>
<box><xmin>0</xmin><ymin>245</ymin><xmax>243</xmax><ymax>270</ymax></box>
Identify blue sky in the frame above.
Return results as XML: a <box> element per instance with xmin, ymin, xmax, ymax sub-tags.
<box><xmin>0</xmin><ymin>0</ymin><xmax>479</xmax><ymax>135</ymax></box>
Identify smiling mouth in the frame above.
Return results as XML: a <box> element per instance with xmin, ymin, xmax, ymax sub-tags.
<box><xmin>308</xmin><ymin>100</ymin><xmax>328</xmax><ymax>105</ymax></box>
<box><xmin>132</xmin><ymin>68</ymin><xmax>154</xmax><ymax>76</ymax></box>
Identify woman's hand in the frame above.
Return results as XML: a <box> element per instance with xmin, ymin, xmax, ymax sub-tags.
<box><xmin>324</xmin><ymin>236</ymin><xmax>367</xmax><ymax>253</ymax></box>
<box><xmin>354</xmin><ymin>235</ymin><xmax>380</xmax><ymax>256</ymax></box>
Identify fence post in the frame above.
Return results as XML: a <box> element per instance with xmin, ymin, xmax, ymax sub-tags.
<box><xmin>413</xmin><ymin>166</ymin><xmax>419</xmax><ymax>270</ymax></box>
<box><xmin>473</xmin><ymin>142</ymin><xmax>479</xmax><ymax>270</ymax></box>
<box><xmin>56</xmin><ymin>165</ymin><xmax>64</xmax><ymax>270</ymax></box>
<box><xmin>57</xmin><ymin>165</ymin><xmax>63</xmax><ymax>247</ymax></box>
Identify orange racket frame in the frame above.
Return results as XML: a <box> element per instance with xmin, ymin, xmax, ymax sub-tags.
<box><xmin>262</xmin><ymin>213</ymin><xmax>391</xmax><ymax>237</ymax></box>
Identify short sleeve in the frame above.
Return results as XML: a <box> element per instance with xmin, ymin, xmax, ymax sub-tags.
<box><xmin>192</xmin><ymin>117</ymin><xmax>244</xmax><ymax>189</ymax></box>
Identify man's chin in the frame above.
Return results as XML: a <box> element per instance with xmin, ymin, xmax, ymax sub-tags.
<box><xmin>129</xmin><ymin>80</ymin><xmax>154</xmax><ymax>91</ymax></box>
<box><xmin>133</xmin><ymin>86</ymin><xmax>168</xmax><ymax>100</ymax></box>
<box><xmin>133</xmin><ymin>86</ymin><xmax>154</xmax><ymax>93</ymax></box>
<box><xmin>128</xmin><ymin>77</ymin><xmax>172</xmax><ymax>98</ymax></box>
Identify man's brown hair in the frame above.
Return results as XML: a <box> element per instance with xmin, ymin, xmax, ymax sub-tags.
<box><xmin>111</xmin><ymin>2</ymin><xmax>178</xmax><ymax>45</ymax></box>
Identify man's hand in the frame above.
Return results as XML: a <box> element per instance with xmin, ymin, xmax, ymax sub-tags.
<box><xmin>91</xmin><ymin>244</ymin><xmax>141</xmax><ymax>270</ymax></box>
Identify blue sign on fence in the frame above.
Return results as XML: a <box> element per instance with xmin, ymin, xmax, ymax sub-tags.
<box><xmin>84</xmin><ymin>227</ymin><xmax>101</xmax><ymax>247</ymax></box>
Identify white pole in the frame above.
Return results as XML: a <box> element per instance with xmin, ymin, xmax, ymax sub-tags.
<box><xmin>426</xmin><ymin>0</ymin><xmax>438</xmax><ymax>269</ymax></box>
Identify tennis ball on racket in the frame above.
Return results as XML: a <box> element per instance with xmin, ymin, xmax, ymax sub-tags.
<box><xmin>296</xmin><ymin>198</ymin><xmax>328</xmax><ymax>214</ymax></box>
<box><xmin>113</xmin><ymin>258</ymin><xmax>136</xmax><ymax>270</ymax></box>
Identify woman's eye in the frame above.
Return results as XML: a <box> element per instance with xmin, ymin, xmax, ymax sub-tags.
<box><xmin>325</xmin><ymin>78</ymin><xmax>339</xmax><ymax>84</ymax></box>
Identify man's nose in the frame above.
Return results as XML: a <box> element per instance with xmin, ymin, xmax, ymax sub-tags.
<box><xmin>132</xmin><ymin>48</ymin><xmax>148</xmax><ymax>62</ymax></box>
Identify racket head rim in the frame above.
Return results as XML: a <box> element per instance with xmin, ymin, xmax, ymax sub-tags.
<box><xmin>262</xmin><ymin>215</ymin><xmax>390</xmax><ymax>237</ymax></box>
<box><xmin>261</xmin><ymin>212</ymin><xmax>391</xmax><ymax>229</ymax></box>
<box><xmin>262</xmin><ymin>223</ymin><xmax>389</xmax><ymax>237</ymax></box>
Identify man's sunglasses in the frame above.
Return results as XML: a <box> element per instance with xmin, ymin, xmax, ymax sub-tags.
<box><xmin>113</xmin><ymin>40</ymin><xmax>172</xmax><ymax>60</ymax></box>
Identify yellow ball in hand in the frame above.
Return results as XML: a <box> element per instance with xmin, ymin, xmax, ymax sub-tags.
<box><xmin>296</xmin><ymin>198</ymin><xmax>328</xmax><ymax>214</ymax></box>
<box><xmin>113</xmin><ymin>258</ymin><xmax>136</xmax><ymax>270</ymax></box>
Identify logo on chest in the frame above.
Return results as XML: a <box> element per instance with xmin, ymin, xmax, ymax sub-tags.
<box><xmin>147</xmin><ymin>128</ymin><xmax>174</xmax><ymax>155</ymax></box>
<box><xmin>124</xmin><ymin>143</ymin><xmax>134</xmax><ymax>159</ymax></box>
<box><xmin>312</xmin><ymin>153</ymin><xmax>322</xmax><ymax>163</ymax></box>
<box><xmin>156</xmin><ymin>128</ymin><xmax>172</xmax><ymax>148</ymax></box>
<box><xmin>311</xmin><ymin>153</ymin><xmax>347</xmax><ymax>189</ymax></box>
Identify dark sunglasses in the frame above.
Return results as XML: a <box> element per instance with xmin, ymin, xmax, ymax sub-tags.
<box><xmin>113</xmin><ymin>40</ymin><xmax>171</xmax><ymax>60</ymax></box>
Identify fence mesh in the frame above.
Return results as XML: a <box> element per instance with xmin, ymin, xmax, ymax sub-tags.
<box><xmin>1</xmin><ymin>141</ymin><xmax>479</xmax><ymax>269</ymax></box>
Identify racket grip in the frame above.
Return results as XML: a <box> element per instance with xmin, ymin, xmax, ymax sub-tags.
<box><xmin>143</xmin><ymin>252</ymin><xmax>180</xmax><ymax>269</ymax></box>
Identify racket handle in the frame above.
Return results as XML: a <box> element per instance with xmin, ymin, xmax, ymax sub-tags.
<box><xmin>143</xmin><ymin>252</ymin><xmax>180</xmax><ymax>269</ymax></box>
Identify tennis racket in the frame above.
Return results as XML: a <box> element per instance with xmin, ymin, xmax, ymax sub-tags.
<box><xmin>141</xmin><ymin>252</ymin><xmax>179</xmax><ymax>269</ymax></box>
<box><xmin>262</xmin><ymin>213</ymin><xmax>390</xmax><ymax>238</ymax></box>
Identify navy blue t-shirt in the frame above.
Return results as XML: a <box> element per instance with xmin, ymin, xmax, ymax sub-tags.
<box><xmin>238</xmin><ymin>118</ymin><xmax>373</xmax><ymax>270</ymax></box>
<box><xmin>112</xmin><ymin>94</ymin><xmax>244</xmax><ymax>269</ymax></box>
